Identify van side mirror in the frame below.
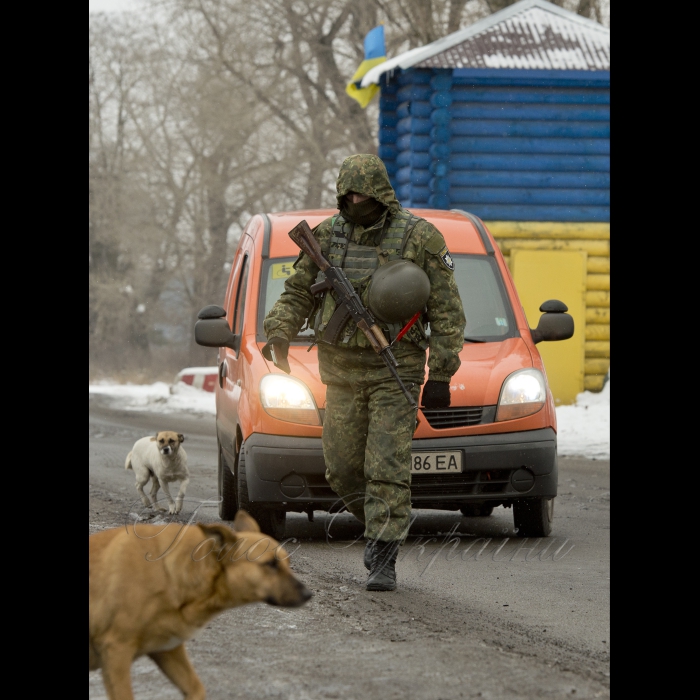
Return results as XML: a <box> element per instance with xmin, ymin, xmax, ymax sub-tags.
<box><xmin>194</xmin><ymin>306</ymin><xmax>239</xmax><ymax>351</ymax></box>
<box><xmin>530</xmin><ymin>299</ymin><xmax>574</xmax><ymax>344</ymax></box>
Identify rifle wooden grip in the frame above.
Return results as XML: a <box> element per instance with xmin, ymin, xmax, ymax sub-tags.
<box><xmin>288</xmin><ymin>220</ymin><xmax>329</xmax><ymax>271</ymax></box>
<box><xmin>369</xmin><ymin>324</ymin><xmax>390</xmax><ymax>351</ymax></box>
<box><xmin>356</xmin><ymin>319</ymin><xmax>389</xmax><ymax>353</ymax></box>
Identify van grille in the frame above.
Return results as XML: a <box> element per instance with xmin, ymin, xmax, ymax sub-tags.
<box><xmin>304</xmin><ymin>469</ymin><xmax>513</xmax><ymax>500</ymax></box>
<box><xmin>412</xmin><ymin>469</ymin><xmax>513</xmax><ymax>497</ymax></box>
<box><xmin>420</xmin><ymin>406</ymin><xmax>496</xmax><ymax>429</ymax></box>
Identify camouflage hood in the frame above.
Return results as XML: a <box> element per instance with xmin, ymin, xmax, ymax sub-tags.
<box><xmin>335</xmin><ymin>154</ymin><xmax>401</xmax><ymax>216</ymax></box>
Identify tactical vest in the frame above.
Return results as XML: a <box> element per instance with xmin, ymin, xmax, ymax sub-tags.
<box><xmin>312</xmin><ymin>210</ymin><xmax>429</xmax><ymax>350</ymax></box>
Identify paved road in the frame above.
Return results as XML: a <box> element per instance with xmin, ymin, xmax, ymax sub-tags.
<box><xmin>89</xmin><ymin>394</ymin><xmax>610</xmax><ymax>699</ymax></box>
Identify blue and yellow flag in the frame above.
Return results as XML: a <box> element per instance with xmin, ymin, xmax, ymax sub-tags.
<box><xmin>346</xmin><ymin>25</ymin><xmax>386</xmax><ymax>108</ymax></box>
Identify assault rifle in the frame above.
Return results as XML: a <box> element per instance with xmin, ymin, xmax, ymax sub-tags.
<box><xmin>288</xmin><ymin>220</ymin><xmax>417</xmax><ymax>409</ymax></box>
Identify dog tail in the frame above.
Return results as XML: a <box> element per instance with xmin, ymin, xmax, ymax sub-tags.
<box><xmin>125</xmin><ymin>452</ymin><xmax>133</xmax><ymax>470</ymax></box>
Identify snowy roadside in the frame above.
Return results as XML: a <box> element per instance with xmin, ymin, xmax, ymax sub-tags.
<box><xmin>555</xmin><ymin>377</ymin><xmax>610</xmax><ymax>460</ymax></box>
<box><xmin>89</xmin><ymin>376</ymin><xmax>609</xmax><ymax>459</ymax></box>
<box><xmin>89</xmin><ymin>381</ymin><xmax>217</xmax><ymax>415</ymax></box>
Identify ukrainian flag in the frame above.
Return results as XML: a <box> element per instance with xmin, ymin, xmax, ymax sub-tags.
<box><xmin>346</xmin><ymin>25</ymin><xmax>386</xmax><ymax>108</ymax></box>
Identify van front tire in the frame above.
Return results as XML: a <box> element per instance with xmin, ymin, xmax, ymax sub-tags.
<box><xmin>218</xmin><ymin>442</ymin><xmax>238</xmax><ymax>521</ymax></box>
<box><xmin>236</xmin><ymin>443</ymin><xmax>286</xmax><ymax>539</ymax></box>
<box><xmin>513</xmin><ymin>497</ymin><xmax>553</xmax><ymax>537</ymax></box>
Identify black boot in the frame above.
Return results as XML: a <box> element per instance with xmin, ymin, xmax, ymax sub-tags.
<box><xmin>366</xmin><ymin>540</ymin><xmax>400</xmax><ymax>591</ymax></box>
<box><xmin>364</xmin><ymin>539</ymin><xmax>374</xmax><ymax>570</ymax></box>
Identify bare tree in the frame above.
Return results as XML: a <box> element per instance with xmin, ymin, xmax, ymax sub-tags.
<box><xmin>484</xmin><ymin>0</ymin><xmax>608</xmax><ymax>25</ymax></box>
<box><xmin>170</xmin><ymin>0</ymin><xmax>381</xmax><ymax>210</ymax></box>
<box><xmin>89</xmin><ymin>16</ymin><xmax>156</xmax><ymax>374</ymax></box>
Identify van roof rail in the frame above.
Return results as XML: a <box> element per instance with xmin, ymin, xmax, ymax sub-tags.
<box><xmin>260</xmin><ymin>213</ymin><xmax>272</xmax><ymax>259</ymax></box>
<box><xmin>450</xmin><ymin>209</ymin><xmax>495</xmax><ymax>256</ymax></box>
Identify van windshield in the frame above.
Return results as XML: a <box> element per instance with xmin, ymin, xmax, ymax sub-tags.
<box><xmin>259</xmin><ymin>259</ymin><xmax>314</xmax><ymax>339</ymax></box>
<box><xmin>451</xmin><ymin>254</ymin><xmax>517</xmax><ymax>342</ymax></box>
<box><xmin>258</xmin><ymin>254</ymin><xmax>516</xmax><ymax>343</ymax></box>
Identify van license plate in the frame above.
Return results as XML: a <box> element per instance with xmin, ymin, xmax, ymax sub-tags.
<box><xmin>411</xmin><ymin>451</ymin><xmax>462</xmax><ymax>473</ymax></box>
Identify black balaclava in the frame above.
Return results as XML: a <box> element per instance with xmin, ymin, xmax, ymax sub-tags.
<box><xmin>341</xmin><ymin>196</ymin><xmax>386</xmax><ymax>226</ymax></box>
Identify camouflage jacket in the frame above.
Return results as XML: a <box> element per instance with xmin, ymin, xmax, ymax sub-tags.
<box><xmin>263</xmin><ymin>154</ymin><xmax>466</xmax><ymax>383</ymax></box>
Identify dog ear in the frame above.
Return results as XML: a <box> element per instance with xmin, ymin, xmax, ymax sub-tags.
<box><xmin>197</xmin><ymin>523</ymin><xmax>239</xmax><ymax>547</ymax></box>
<box><xmin>232</xmin><ymin>510</ymin><xmax>261</xmax><ymax>533</ymax></box>
<box><xmin>178</xmin><ymin>433</ymin><xmax>185</xmax><ymax>443</ymax></box>
<box><xmin>150</xmin><ymin>435</ymin><xmax>158</xmax><ymax>442</ymax></box>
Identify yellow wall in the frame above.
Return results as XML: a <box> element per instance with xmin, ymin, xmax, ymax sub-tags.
<box><xmin>510</xmin><ymin>249</ymin><xmax>586</xmax><ymax>405</ymax></box>
<box><xmin>485</xmin><ymin>221</ymin><xmax>610</xmax><ymax>401</ymax></box>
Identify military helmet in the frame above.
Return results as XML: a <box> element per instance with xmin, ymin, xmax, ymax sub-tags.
<box><xmin>367</xmin><ymin>259</ymin><xmax>431</xmax><ymax>324</ymax></box>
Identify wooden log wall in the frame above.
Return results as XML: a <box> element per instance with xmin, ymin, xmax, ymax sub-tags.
<box><xmin>486</xmin><ymin>221</ymin><xmax>610</xmax><ymax>392</ymax></box>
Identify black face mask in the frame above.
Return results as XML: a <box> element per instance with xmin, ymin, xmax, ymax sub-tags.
<box><xmin>342</xmin><ymin>197</ymin><xmax>385</xmax><ymax>226</ymax></box>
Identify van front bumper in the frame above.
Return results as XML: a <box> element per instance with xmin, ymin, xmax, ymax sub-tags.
<box><xmin>242</xmin><ymin>428</ymin><xmax>558</xmax><ymax>510</ymax></box>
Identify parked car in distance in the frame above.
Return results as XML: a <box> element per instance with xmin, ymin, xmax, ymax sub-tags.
<box><xmin>171</xmin><ymin>366</ymin><xmax>218</xmax><ymax>393</ymax></box>
<box><xmin>195</xmin><ymin>208</ymin><xmax>574</xmax><ymax>539</ymax></box>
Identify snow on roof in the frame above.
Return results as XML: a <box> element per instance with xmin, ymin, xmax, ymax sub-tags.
<box><xmin>360</xmin><ymin>0</ymin><xmax>609</xmax><ymax>87</ymax></box>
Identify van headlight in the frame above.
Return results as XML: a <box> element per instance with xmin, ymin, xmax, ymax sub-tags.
<box><xmin>259</xmin><ymin>375</ymin><xmax>321</xmax><ymax>426</ymax></box>
<box><xmin>495</xmin><ymin>369</ymin><xmax>546</xmax><ymax>422</ymax></box>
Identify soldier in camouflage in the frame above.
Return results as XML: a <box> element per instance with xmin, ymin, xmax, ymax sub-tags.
<box><xmin>263</xmin><ymin>154</ymin><xmax>466</xmax><ymax>591</ymax></box>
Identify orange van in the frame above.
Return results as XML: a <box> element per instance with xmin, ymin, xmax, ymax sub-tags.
<box><xmin>195</xmin><ymin>209</ymin><xmax>573</xmax><ymax>539</ymax></box>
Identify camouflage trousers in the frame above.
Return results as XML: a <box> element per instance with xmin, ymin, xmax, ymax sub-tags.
<box><xmin>319</xmin><ymin>343</ymin><xmax>425</xmax><ymax>542</ymax></box>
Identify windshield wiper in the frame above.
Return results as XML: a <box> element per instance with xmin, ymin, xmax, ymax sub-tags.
<box><xmin>464</xmin><ymin>337</ymin><xmax>488</xmax><ymax>343</ymax></box>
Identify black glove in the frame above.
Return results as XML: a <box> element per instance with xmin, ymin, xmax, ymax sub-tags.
<box><xmin>421</xmin><ymin>380</ymin><xmax>451</xmax><ymax>409</ymax></box>
<box><xmin>261</xmin><ymin>337</ymin><xmax>291</xmax><ymax>374</ymax></box>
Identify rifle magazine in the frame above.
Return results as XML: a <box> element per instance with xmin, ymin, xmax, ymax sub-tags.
<box><xmin>323</xmin><ymin>305</ymin><xmax>353</xmax><ymax>345</ymax></box>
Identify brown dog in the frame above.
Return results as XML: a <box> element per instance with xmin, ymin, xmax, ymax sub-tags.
<box><xmin>89</xmin><ymin>510</ymin><xmax>312</xmax><ymax>699</ymax></box>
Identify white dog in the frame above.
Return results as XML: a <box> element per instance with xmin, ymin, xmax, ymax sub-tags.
<box><xmin>125</xmin><ymin>431</ymin><xmax>189</xmax><ymax>514</ymax></box>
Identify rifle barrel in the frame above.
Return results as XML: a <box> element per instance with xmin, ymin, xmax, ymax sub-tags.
<box><xmin>381</xmin><ymin>351</ymin><xmax>418</xmax><ymax>409</ymax></box>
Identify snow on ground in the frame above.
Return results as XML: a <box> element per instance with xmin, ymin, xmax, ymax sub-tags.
<box><xmin>89</xmin><ymin>376</ymin><xmax>610</xmax><ymax>459</ymax></box>
<box><xmin>555</xmin><ymin>376</ymin><xmax>610</xmax><ymax>459</ymax></box>
<box><xmin>89</xmin><ymin>381</ymin><xmax>216</xmax><ymax>415</ymax></box>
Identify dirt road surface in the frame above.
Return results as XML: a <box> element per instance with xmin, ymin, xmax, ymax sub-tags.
<box><xmin>89</xmin><ymin>393</ymin><xmax>610</xmax><ymax>699</ymax></box>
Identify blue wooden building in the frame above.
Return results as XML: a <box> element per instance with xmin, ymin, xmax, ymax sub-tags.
<box><xmin>362</xmin><ymin>0</ymin><xmax>610</xmax><ymax>222</ymax></box>
<box><xmin>361</xmin><ymin>0</ymin><xmax>611</xmax><ymax>399</ymax></box>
